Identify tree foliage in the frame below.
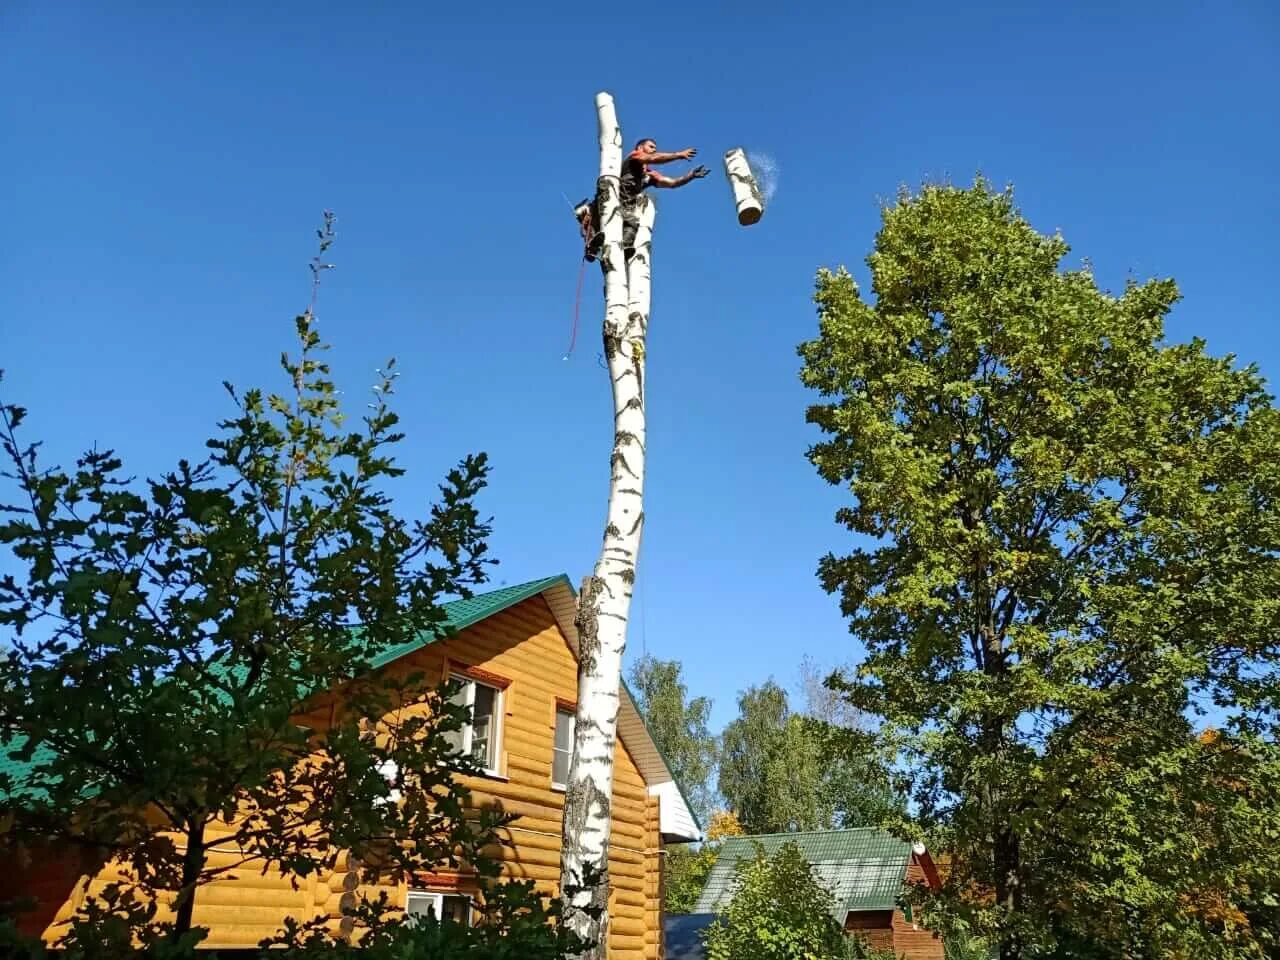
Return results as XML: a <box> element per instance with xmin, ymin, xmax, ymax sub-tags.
<box><xmin>664</xmin><ymin>810</ymin><xmax>744</xmax><ymax>914</ymax></box>
<box><xmin>704</xmin><ymin>842</ymin><xmax>876</xmax><ymax>960</ymax></box>
<box><xmin>799</xmin><ymin>180</ymin><xmax>1280</xmax><ymax>958</ymax></box>
<box><xmin>718</xmin><ymin>681</ymin><xmax>896</xmax><ymax>835</ymax></box>
<box><xmin>628</xmin><ymin>654</ymin><xmax>717</xmax><ymax>824</ymax></box>
<box><xmin>0</xmin><ymin>215</ymin><xmax>576</xmax><ymax>956</ymax></box>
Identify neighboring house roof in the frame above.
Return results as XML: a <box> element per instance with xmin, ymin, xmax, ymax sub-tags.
<box><xmin>0</xmin><ymin>575</ymin><xmax>702</xmax><ymax>843</ymax></box>
<box><xmin>694</xmin><ymin>828</ymin><xmax>918</xmax><ymax>918</ymax></box>
<box><xmin>664</xmin><ymin>913</ymin><xmax>716</xmax><ymax>960</ymax></box>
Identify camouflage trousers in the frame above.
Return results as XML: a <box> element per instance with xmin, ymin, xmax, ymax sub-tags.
<box><xmin>581</xmin><ymin>199</ymin><xmax>641</xmax><ymax>267</ymax></box>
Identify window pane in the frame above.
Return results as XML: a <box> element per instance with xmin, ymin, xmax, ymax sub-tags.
<box><xmin>553</xmin><ymin>709</ymin><xmax>574</xmax><ymax>787</ymax></box>
<box><xmin>440</xmin><ymin>894</ymin><xmax>470</xmax><ymax>925</ymax></box>
<box><xmin>471</xmin><ymin>728</ymin><xmax>490</xmax><ymax>765</ymax></box>
<box><xmin>407</xmin><ymin>891</ymin><xmax>470</xmax><ymax>927</ymax></box>
<box><xmin>555</xmin><ymin>709</ymin><xmax>574</xmax><ymax>751</ymax></box>
<box><xmin>471</xmin><ymin>684</ymin><xmax>497</xmax><ymax>768</ymax></box>
<box><xmin>447</xmin><ymin>681</ymin><xmax>471</xmax><ymax>707</ymax></box>
<box><xmin>553</xmin><ymin>747</ymin><xmax>571</xmax><ymax>787</ymax></box>
<box><xmin>472</xmin><ymin>683</ymin><xmax>495</xmax><ymax>721</ymax></box>
<box><xmin>405</xmin><ymin>892</ymin><xmax>439</xmax><ymax>927</ymax></box>
<box><xmin>443</xmin><ymin>679</ymin><xmax>472</xmax><ymax>754</ymax></box>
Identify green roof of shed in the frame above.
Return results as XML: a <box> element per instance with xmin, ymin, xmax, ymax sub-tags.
<box><xmin>694</xmin><ymin>828</ymin><xmax>912</xmax><ymax>917</ymax></box>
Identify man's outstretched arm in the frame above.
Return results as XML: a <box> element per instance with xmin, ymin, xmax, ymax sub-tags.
<box><xmin>637</xmin><ymin>147</ymin><xmax>698</xmax><ymax>165</ymax></box>
<box><xmin>649</xmin><ymin>165</ymin><xmax>710</xmax><ymax>189</ymax></box>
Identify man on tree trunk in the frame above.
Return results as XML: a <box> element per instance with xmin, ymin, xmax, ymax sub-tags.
<box><xmin>576</xmin><ymin>138</ymin><xmax>708</xmax><ymax>263</ymax></box>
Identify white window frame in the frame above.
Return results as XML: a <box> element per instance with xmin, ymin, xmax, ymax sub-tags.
<box><xmin>405</xmin><ymin>888</ymin><xmax>472</xmax><ymax>926</ymax></box>
<box><xmin>552</xmin><ymin>706</ymin><xmax>575</xmax><ymax>791</ymax></box>
<box><xmin>449</xmin><ymin>673</ymin><xmax>503</xmax><ymax>777</ymax></box>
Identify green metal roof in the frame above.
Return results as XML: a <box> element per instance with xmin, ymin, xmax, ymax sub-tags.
<box><xmin>0</xmin><ymin>736</ymin><xmax>57</xmax><ymax>802</ymax></box>
<box><xmin>367</xmin><ymin>575</ymin><xmax>569</xmax><ymax>669</ymax></box>
<box><xmin>693</xmin><ymin>828</ymin><xmax>912</xmax><ymax>917</ymax></box>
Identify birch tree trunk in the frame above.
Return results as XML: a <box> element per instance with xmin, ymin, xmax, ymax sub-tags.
<box><xmin>560</xmin><ymin>91</ymin><xmax>654</xmax><ymax>960</ymax></box>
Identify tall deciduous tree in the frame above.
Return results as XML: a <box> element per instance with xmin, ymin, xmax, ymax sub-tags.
<box><xmin>560</xmin><ymin>91</ymin><xmax>655</xmax><ymax>958</ymax></box>
<box><xmin>718</xmin><ymin>682</ymin><xmax>894</xmax><ymax>835</ymax></box>
<box><xmin>799</xmin><ymin>180</ymin><xmax>1280</xmax><ymax>959</ymax></box>
<box><xmin>717</xmin><ymin>682</ymin><xmax>790</xmax><ymax>833</ymax></box>
<box><xmin>628</xmin><ymin>654</ymin><xmax>717</xmax><ymax>824</ymax></box>
<box><xmin>0</xmin><ymin>216</ymin><xmax>506</xmax><ymax>950</ymax></box>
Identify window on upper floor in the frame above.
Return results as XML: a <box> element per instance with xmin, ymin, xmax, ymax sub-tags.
<box><xmin>443</xmin><ymin>674</ymin><xmax>502</xmax><ymax>775</ymax></box>
<box><xmin>552</xmin><ymin>706</ymin><xmax>574</xmax><ymax>790</ymax></box>
<box><xmin>405</xmin><ymin>889</ymin><xmax>471</xmax><ymax>926</ymax></box>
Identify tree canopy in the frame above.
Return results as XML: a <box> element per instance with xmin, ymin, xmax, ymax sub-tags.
<box><xmin>718</xmin><ymin>681</ymin><xmax>896</xmax><ymax>835</ymax></box>
<box><xmin>799</xmin><ymin>180</ymin><xmax>1280</xmax><ymax>959</ymax></box>
<box><xmin>628</xmin><ymin>654</ymin><xmax>718</xmax><ymax>825</ymax></box>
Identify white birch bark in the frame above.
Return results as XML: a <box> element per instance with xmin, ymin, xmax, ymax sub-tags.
<box><xmin>723</xmin><ymin>147</ymin><xmax>764</xmax><ymax>225</ymax></box>
<box><xmin>559</xmin><ymin>91</ymin><xmax>654</xmax><ymax>960</ymax></box>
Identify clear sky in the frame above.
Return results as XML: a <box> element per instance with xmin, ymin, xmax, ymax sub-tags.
<box><xmin>3</xmin><ymin>1</ymin><xmax>1277</xmax><ymax>731</ymax></box>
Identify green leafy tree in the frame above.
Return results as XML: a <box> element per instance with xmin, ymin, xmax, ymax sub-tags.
<box><xmin>717</xmin><ymin>682</ymin><xmax>791</xmax><ymax>833</ymax></box>
<box><xmin>718</xmin><ymin>682</ymin><xmax>896</xmax><ymax>834</ymax></box>
<box><xmin>628</xmin><ymin>655</ymin><xmax>731</xmax><ymax>914</ymax></box>
<box><xmin>664</xmin><ymin>810</ymin><xmax>744</xmax><ymax>914</ymax></box>
<box><xmin>628</xmin><ymin>654</ymin><xmax>717</xmax><ymax>824</ymax></box>
<box><xmin>704</xmin><ymin>842</ymin><xmax>877</xmax><ymax>960</ymax></box>
<box><xmin>664</xmin><ymin>844</ymin><xmax>718</xmax><ymax>915</ymax></box>
<box><xmin>799</xmin><ymin>180</ymin><xmax>1280</xmax><ymax>959</ymax></box>
<box><xmin>0</xmin><ymin>214</ymin><xmax>531</xmax><ymax>953</ymax></box>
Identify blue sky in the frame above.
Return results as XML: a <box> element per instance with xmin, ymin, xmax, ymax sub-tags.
<box><xmin>3</xmin><ymin>1</ymin><xmax>1276</xmax><ymax>731</ymax></box>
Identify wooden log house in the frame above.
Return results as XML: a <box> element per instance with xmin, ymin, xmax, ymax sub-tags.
<box><xmin>0</xmin><ymin>575</ymin><xmax>701</xmax><ymax>956</ymax></box>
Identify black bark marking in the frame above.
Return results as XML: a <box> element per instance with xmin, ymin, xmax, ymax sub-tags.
<box><xmin>611</xmin><ymin>450</ymin><xmax>638</xmax><ymax>479</ymax></box>
<box><xmin>728</xmin><ymin>166</ymin><xmax>765</xmax><ymax>210</ymax></box>
<box><xmin>574</xmin><ymin>575</ymin><xmax>604</xmax><ymax>673</ymax></box>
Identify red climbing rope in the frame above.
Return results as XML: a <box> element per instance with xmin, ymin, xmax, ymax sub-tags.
<box><xmin>564</xmin><ymin>256</ymin><xmax>587</xmax><ymax>359</ymax></box>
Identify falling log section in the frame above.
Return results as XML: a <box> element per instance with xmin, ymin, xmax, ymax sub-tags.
<box><xmin>723</xmin><ymin>147</ymin><xmax>764</xmax><ymax>225</ymax></box>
